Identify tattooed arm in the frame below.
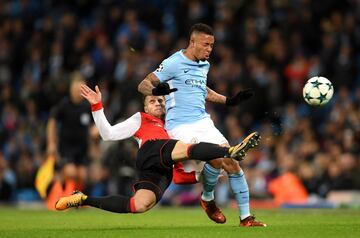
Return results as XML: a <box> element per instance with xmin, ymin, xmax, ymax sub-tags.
<box><xmin>138</xmin><ymin>73</ymin><xmax>161</xmax><ymax>95</ymax></box>
<box><xmin>206</xmin><ymin>87</ymin><xmax>227</xmax><ymax>104</ymax></box>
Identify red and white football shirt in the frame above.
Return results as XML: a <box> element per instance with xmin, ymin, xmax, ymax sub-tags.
<box><xmin>91</xmin><ymin>102</ymin><xmax>197</xmax><ymax>184</ymax></box>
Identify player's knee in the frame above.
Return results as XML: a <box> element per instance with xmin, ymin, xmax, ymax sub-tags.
<box><xmin>135</xmin><ymin>203</ymin><xmax>152</xmax><ymax>213</ymax></box>
<box><xmin>222</xmin><ymin>158</ymin><xmax>241</xmax><ymax>173</ymax></box>
<box><xmin>134</xmin><ymin>199</ymin><xmax>156</xmax><ymax>213</ymax></box>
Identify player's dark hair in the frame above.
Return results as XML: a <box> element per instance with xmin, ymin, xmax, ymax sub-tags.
<box><xmin>189</xmin><ymin>23</ymin><xmax>213</xmax><ymax>37</ymax></box>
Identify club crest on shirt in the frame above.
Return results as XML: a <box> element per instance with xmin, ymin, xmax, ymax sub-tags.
<box><xmin>150</xmin><ymin>120</ymin><xmax>163</xmax><ymax>128</ymax></box>
<box><xmin>80</xmin><ymin>113</ymin><xmax>90</xmax><ymax>125</ymax></box>
<box><xmin>154</xmin><ymin>123</ymin><xmax>163</xmax><ymax>128</ymax></box>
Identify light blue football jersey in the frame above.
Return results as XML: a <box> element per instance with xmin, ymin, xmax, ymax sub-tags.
<box><xmin>153</xmin><ymin>49</ymin><xmax>210</xmax><ymax>130</ymax></box>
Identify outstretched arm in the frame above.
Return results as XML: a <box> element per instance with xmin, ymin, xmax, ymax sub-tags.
<box><xmin>206</xmin><ymin>87</ymin><xmax>254</xmax><ymax>106</ymax></box>
<box><xmin>80</xmin><ymin>84</ymin><xmax>102</xmax><ymax>105</ymax></box>
<box><xmin>80</xmin><ymin>84</ymin><xmax>141</xmax><ymax>141</ymax></box>
<box><xmin>206</xmin><ymin>87</ymin><xmax>227</xmax><ymax>104</ymax></box>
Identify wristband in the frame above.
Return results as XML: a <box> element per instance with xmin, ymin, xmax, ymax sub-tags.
<box><xmin>91</xmin><ymin>102</ymin><xmax>103</xmax><ymax>111</ymax></box>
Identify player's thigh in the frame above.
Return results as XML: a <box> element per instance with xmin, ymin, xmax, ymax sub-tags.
<box><xmin>137</xmin><ymin>140</ymin><xmax>171</xmax><ymax>170</ymax></box>
<box><xmin>133</xmin><ymin>189</ymin><xmax>157</xmax><ymax>213</ymax></box>
<box><xmin>134</xmin><ymin>168</ymin><xmax>173</xmax><ymax>203</ymax></box>
<box><xmin>168</xmin><ymin>118</ymin><xmax>228</xmax><ymax>145</ymax></box>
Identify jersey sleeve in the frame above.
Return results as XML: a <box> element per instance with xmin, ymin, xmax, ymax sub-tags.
<box><xmin>172</xmin><ymin>162</ymin><xmax>198</xmax><ymax>185</ymax></box>
<box><xmin>153</xmin><ymin>58</ymin><xmax>177</xmax><ymax>82</ymax></box>
<box><xmin>92</xmin><ymin>110</ymin><xmax>141</xmax><ymax>141</ymax></box>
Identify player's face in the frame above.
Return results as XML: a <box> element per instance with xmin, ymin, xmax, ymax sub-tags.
<box><xmin>144</xmin><ymin>96</ymin><xmax>165</xmax><ymax>119</ymax></box>
<box><xmin>191</xmin><ymin>33</ymin><xmax>215</xmax><ymax>61</ymax></box>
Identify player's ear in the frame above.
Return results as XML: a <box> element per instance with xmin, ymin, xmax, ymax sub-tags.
<box><xmin>143</xmin><ymin>96</ymin><xmax>149</xmax><ymax>113</ymax></box>
<box><xmin>190</xmin><ymin>35</ymin><xmax>195</xmax><ymax>46</ymax></box>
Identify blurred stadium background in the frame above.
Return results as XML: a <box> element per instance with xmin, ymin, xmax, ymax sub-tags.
<box><xmin>0</xmin><ymin>0</ymin><xmax>359</xmax><ymax>211</ymax></box>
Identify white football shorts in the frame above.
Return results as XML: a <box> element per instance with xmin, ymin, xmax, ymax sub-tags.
<box><xmin>167</xmin><ymin>117</ymin><xmax>228</xmax><ymax>145</ymax></box>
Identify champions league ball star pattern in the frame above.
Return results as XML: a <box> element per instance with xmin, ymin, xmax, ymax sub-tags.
<box><xmin>303</xmin><ymin>76</ymin><xmax>334</xmax><ymax>106</ymax></box>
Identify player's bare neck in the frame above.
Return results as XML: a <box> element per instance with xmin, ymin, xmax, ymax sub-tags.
<box><xmin>183</xmin><ymin>49</ymin><xmax>199</xmax><ymax>62</ymax></box>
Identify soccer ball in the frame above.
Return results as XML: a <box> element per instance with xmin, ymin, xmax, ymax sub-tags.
<box><xmin>303</xmin><ymin>76</ymin><xmax>334</xmax><ymax>106</ymax></box>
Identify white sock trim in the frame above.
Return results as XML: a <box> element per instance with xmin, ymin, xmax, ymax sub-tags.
<box><xmin>240</xmin><ymin>213</ymin><xmax>251</xmax><ymax>220</ymax></box>
<box><xmin>201</xmin><ymin>193</ymin><xmax>214</xmax><ymax>201</ymax></box>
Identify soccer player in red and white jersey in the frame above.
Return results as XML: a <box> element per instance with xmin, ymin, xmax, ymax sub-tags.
<box><xmin>55</xmin><ymin>84</ymin><xmax>260</xmax><ymax>214</ymax></box>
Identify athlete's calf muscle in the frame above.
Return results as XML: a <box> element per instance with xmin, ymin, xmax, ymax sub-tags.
<box><xmin>222</xmin><ymin>158</ymin><xmax>241</xmax><ymax>174</ymax></box>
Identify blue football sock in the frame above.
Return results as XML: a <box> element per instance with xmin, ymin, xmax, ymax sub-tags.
<box><xmin>229</xmin><ymin>170</ymin><xmax>251</xmax><ymax>220</ymax></box>
<box><xmin>201</xmin><ymin>163</ymin><xmax>221</xmax><ymax>201</ymax></box>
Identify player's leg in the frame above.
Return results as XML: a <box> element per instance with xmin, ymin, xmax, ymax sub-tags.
<box><xmin>170</xmin><ymin>141</ymin><xmax>228</xmax><ymax>162</ymax></box>
<box><xmin>190</xmin><ymin>119</ymin><xmax>261</xmax><ymax>224</ymax></box>
<box><xmin>222</xmin><ymin>158</ymin><xmax>250</xmax><ymax>219</ymax></box>
<box><xmin>170</xmin><ymin>139</ymin><xmax>259</xmax><ymax>224</ymax></box>
<box><xmin>222</xmin><ymin>158</ymin><xmax>266</xmax><ymax>226</ymax></box>
<box><xmin>55</xmin><ymin>165</ymin><xmax>160</xmax><ymax>213</ymax></box>
<box><xmin>60</xmin><ymin>149</ymin><xmax>83</xmax><ymax>192</ymax></box>
<box><xmin>221</xmin><ymin>132</ymin><xmax>262</xmax><ymax>211</ymax></box>
<box><xmin>170</xmin><ymin>137</ymin><xmax>260</xmax><ymax>163</ymax></box>
<box><xmin>131</xmin><ymin>189</ymin><xmax>157</xmax><ymax>213</ymax></box>
<box><xmin>81</xmin><ymin>189</ymin><xmax>156</xmax><ymax>213</ymax></box>
<box><xmin>200</xmin><ymin>159</ymin><xmax>226</xmax><ymax>223</ymax></box>
<box><xmin>167</xmin><ymin>120</ymin><xmax>226</xmax><ymax>223</ymax></box>
<box><xmin>55</xmin><ymin>189</ymin><xmax>156</xmax><ymax>213</ymax></box>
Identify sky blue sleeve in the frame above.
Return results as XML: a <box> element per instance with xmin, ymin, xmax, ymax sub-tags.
<box><xmin>153</xmin><ymin>58</ymin><xmax>177</xmax><ymax>82</ymax></box>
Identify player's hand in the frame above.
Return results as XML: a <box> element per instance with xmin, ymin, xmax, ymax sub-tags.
<box><xmin>80</xmin><ymin>84</ymin><xmax>102</xmax><ymax>105</ymax></box>
<box><xmin>152</xmin><ymin>82</ymin><xmax>178</xmax><ymax>95</ymax></box>
<box><xmin>225</xmin><ymin>88</ymin><xmax>254</xmax><ymax>106</ymax></box>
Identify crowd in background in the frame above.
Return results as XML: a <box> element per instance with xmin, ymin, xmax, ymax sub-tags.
<box><xmin>0</xmin><ymin>0</ymin><xmax>359</xmax><ymax>206</ymax></box>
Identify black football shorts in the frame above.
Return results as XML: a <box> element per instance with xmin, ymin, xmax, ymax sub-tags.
<box><xmin>133</xmin><ymin>139</ymin><xmax>178</xmax><ymax>202</ymax></box>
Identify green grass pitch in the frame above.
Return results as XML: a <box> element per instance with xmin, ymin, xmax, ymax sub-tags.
<box><xmin>1</xmin><ymin>207</ymin><xmax>360</xmax><ymax>238</ymax></box>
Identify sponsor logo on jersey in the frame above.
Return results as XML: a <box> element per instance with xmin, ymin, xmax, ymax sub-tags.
<box><xmin>185</xmin><ymin>79</ymin><xmax>206</xmax><ymax>89</ymax></box>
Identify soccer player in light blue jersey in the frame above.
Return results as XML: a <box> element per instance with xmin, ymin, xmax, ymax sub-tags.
<box><xmin>138</xmin><ymin>23</ymin><xmax>266</xmax><ymax>227</ymax></box>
